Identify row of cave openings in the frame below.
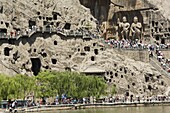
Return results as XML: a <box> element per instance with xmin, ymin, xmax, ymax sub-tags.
<box><xmin>104</xmin><ymin>69</ymin><xmax>135</xmax><ymax>83</ymax></box>
<box><xmin>31</xmin><ymin>58</ymin><xmax>71</xmax><ymax>76</ymax></box>
<box><xmin>78</xmin><ymin>43</ymin><xmax>104</xmax><ymax>61</ymax></box>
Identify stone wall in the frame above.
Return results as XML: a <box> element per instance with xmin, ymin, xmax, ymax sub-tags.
<box><xmin>117</xmin><ymin>49</ymin><xmax>150</xmax><ymax>62</ymax></box>
<box><xmin>161</xmin><ymin>50</ymin><xmax>170</xmax><ymax>59</ymax></box>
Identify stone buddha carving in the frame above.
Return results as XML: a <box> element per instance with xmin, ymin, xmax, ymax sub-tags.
<box><xmin>131</xmin><ymin>16</ymin><xmax>142</xmax><ymax>39</ymax></box>
<box><xmin>118</xmin><ymin>16</ymin><xmax>130</xmax><ymax>39</ymax></box>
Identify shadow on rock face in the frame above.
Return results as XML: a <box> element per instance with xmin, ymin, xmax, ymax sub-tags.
<box><xmin>79</xmin><ymin>0</ymin><xmax>110</xmax><ymax>23</ymax></box>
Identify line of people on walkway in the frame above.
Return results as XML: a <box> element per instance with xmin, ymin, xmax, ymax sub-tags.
<box><xmin>105</xmin><ymin>39</ymin><xmax>149</xmax><ymax>49</ymax></box>
<box><xmin>155</xmin><ymin>47</ymin><xmax>170</xmax><ymax>73</ymax></box>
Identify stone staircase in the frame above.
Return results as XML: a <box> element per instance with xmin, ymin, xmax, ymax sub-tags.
<box><xmin>149</xmin><ymin>55</ymin><xmax>170</xmax><ymax>77</ymax></box>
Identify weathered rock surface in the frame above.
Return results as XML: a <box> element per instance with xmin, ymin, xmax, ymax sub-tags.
<box><xmin>0</xmin><ymin>34</ymin><xmax>170</xmax><ymax>97</ymax></box>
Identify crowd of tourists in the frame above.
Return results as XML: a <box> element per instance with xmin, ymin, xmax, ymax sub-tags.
<box><xmin>155</xmin><ymin>45</ymin><xmax>170</xmax><ymax>73</ymax></box>
<box><xmin>28</xmin><ymin>95</ymin><xmax>170</xmax><ymax>106</ymax></box>
<box><xmin>105</xmin><ymin>39</ymin><xmax>150</xmax><ymax>49</ymax></box>
<box><xmin>104</xmin><ymin>38</ymin><xmax>170</xmax><ymax>74</ymax></box>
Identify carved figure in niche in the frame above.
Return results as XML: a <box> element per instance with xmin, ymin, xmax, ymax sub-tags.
<box><xmin>131</xmin><ymin>16</ymin><xmax>142</xmax><ymax>39</ymax></box>
<box><xmin>115</xmin><ymin>18</ymin><xmax>120</xmax><ymax>39</ymax></box>
<box><xmin>118</xmin><ymin>16</ymin><xmax>130</xmax><ymax>40</ymax></box>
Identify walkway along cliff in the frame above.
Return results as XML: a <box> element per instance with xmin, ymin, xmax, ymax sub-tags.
<box><xmin>0</xmin><ymin>0</ymin><xmax>169</xmax><ymax>97</ymax></box>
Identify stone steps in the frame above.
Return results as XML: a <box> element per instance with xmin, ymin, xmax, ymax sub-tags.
<box><xmin>149</xmin><ymin>57</ymin><xmax>170</xmax><ymax>77</ymax></box>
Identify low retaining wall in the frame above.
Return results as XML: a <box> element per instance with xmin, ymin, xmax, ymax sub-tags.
<box><xmin>116</xmin><ymin>49</ymin><xmax>150</xmax><ymax>62</ymax></box>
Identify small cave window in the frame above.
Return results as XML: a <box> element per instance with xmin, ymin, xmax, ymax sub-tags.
<box><xmin>65</xmin><ymin>67</ymin><xmax>71</xmax><ymax>71</ymax></box>
<box><xmin>161</xmin><ymin>81</ymin><xmax>164</xmax><ymax>86</ymax></box>
<box><xmin>155</xmin><ymin>22</ymin><xmax>158</xmax><ymax>26</ymax></box>
<box><xmin>5</xmin><ymin>23</ymin><xmax>9</xmax><ymax>28</ymax></box>
<box><xmin>106</xmin><ymin>71</ymin><xmax>109</xmax><ymax>75</ymax></box>
<box><xmin>49</xmin><ymin>17</ymin><xmax>53</xmax><ymax>21</ymax></box>
<box><xmin>53</xmin><ymin>14</ymin><xmax>57</xmax><ymax>20</ymax></box>
<box><xmin>157</xmin><ymin>76</ymin><xmax>160</xmax><ymax>79</ymax></box>
<box><xmin>90</xmin><ymin>17</ymin><xmax>93</xmax><ymax>21</ymax></box>
<box><xmin>31</xmin><ymin>58</ymin><xmax>41</xmax><ymax>76</ymax></box>
<box><xmin>109</xmin><ymin>79</ymin><xmax>112</xmax><ymax>83</ymax></box>
<box><xmin>120</xmin><ymin>68</ymin><xmax>122</xmax><ymax>71</ymax></box>
<box><xmin>131</xmin><ymin>73</ymin><xmax>134</xmax><ymax>76</ymax></box>
<box><xmin>132</xmin><ymin>83</ymin><xmax>135</xmax><ymax>86</ymax></box>
<box><xmin>145</xmin><ymin>76</ymin><xmax>149</xmax><ymax>82</ymax></box>
<box><xmin>34</xmin><ymin>49</ymin><xmax>36</xmax><ymax>52</ymax></box>
<box><xmin>51</xmin><ymin>22</ymin><xmax>54</xmax><ymax>25</ymax></box>
<box><xmin>159</xmin><ymin>28</ymin><xmax>162</xmax><ymax>32</ymax></box>
<box><xmin>110</xmin><ymin>75</ymin><xmax>113</xmax><ymax>79</ymax></box>
<box><xmin>121</xmin><ymin>75</ymin><xmax>123</xmax><ymax>78</ymax></box>
<box><xmin>100</xmin><ymin>48</ymin><xmax>104</xmax><ymax>51</ymax></box>
<box><xmin>78</xmin><ymin>48</ymin><xmax>80</xmax><ymax>52</ymax></box>
<box><xmin>54</xmin><ymin>41</ymin><xmax>58</xmax><ymax>45</ymax></box>
<box><xmin>91</xmin><ymin>56</ymin><xmax>95</xmax><ymax>61</ymax></box>
<box><xmin>4</xmin><ymin>47</ymin><xmax>11</xmax><ymax>56</ymax></box>
<box><xmin>93</xmin><ymin>43</ymin><xmax>96</xmax><ymax>46</ymax></box>
<box><xmin>80</xmin><ymin>53</ymin><xmax>86</xmax><ymax>56</ymax></box>
<box><xmin>51</xmin><ymin>59</ymin><xmax>57</xmax><ymax>64</ymax></box>
<box><xmin>46</xmin><ymin>17</ymin><xmax>49</xmax><ymax>21</ymax></box>
<box><xmin>148</xmin><ymin>85</ymin><xmax>152</xmax><ymax>91</ymax></box>
<box><xmin>128</xmin><ymin>85</ymin><xmax>130</xmax><ymax>89</ymax></box>
<box><xmin>115</xmin><ymin>73</ymin><xmax>118</xmax><ymax>77</ymax></box>
<box><xmin>44</xmin><ymin>65</ymin><xmax>49</xmax><ymax>69</ymax></box>
<box><xmin>39</xmin><ymin>16</ymin><xmax>42</xmax><ymax>20</ymax></box>
<box><xmin>42</xmin><ymin>52</ymin><xmax>47</xmax><ymax>58</ymax></box>
<box><xmin>37</xmin><ymin>12</ymin><xmax>40</xmax><ymax>15</ymax></box>
<box><xmin>84</xmin><ymin>46</ymin><xmax>90</xmax><ymax>52</ymax></box>
<box><xmin>69</xmin><ymin>55</ymin><xmax>72</xmax><ymax>58</ymax></box>
<box><xmin>152</xmin><ymin>21</ymin><xmax>155</xmax><ymax>26</ymax></box>
<box><xmin>1</xmin><ymin>21</ymin><xmax>3</xmax><ymax>24</ymax></box>
<box><xmin>114</xmin><ymin>63</ymin><xmax>117</xmax><ymax>67</ymax></box>
<box><xmin>64</xmin><ymin>23</ymin><xmax>71</xmax><ymax>30</ymax></box>
<box><xmin>144</xmin><ymin>89</ymin><xmax>146</xmax><ymax>92</ymax></box>
<box><xmin>94</xmin><ymin>49</ymin><xmax>98</xmax><ymax>55</ymax></box>
<box><xmin>41</xmin><ymin>49</ymin><xmax>45</xmax><ymax>52</ymax></box>
<box><xmin>124</xmin><ymin>69</ymin><xmax>127</xmax><ymax>74</ymax></box>
<box><xmin>56</xmin><ymin>22</ymin><xmax>60</xmax><ymax>27</ymax></box>
<box><xmin>125</xmin><ymin>92</ymin><xmax>129</xmax><ymax>96</ymax></box>
<box><xmin>110</xmin><ymin>71</ymin><xmax>113</xmax><ymax>75</ymax></box>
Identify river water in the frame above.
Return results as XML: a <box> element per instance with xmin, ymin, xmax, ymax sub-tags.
<box><xmin>38</xmin><ymin>106</ymin><xmax>170</xmax><ymax>113</ymax></box>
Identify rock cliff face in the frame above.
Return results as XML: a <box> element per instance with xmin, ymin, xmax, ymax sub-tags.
<box><xmin>1</xmin><ymin>33</ymin><xmax>170</xmax><ymax>97</ymax></box>
<box><xmin>147</xmin><ymin>0</ymin><xmax>170</xmax><ymax>19</ymax></box>
<box><xmin>0</xmin><ymin>0</ymin><xmax>169</xmax><ymax>96</ymax></box>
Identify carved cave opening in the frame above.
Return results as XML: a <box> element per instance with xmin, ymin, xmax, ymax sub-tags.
<box><xmin>54</xmin><ymin>41</ymin><xmax>58</xmax><ymax>45</ymax></box>
<box><xmin>84</xmin><ymin>46</ymin><xmax>90</xmax><ymax>52</ymax></box>
<box><xmin>65</xmin><ymin>67</ymin><xmax>71</xmax><ymax>71</ymax></box>
<box><xmin>4</xmin><ymin>47</ymin><xmax>12</xmax><ymax>56</ymax></box>
<box><xmin>148</xmin><ymin>85</ymin><xmax>152</xmax><ymax>91</ymax></box>
<box><xmin>31</xmin><ymin>58</ymin><xmax>41</xmax><ymax>76</ymax></box>
<box><xmin>91</xmin><ymin>56</ymin><xmax>95</xmax><ymax>61</ymax></box>
<box><xmin>81</xmin><ymin>52</ymin><xmax>86</xmax><ymax>56</ymax></box>
<box><xmin>51</xmin><ymin>59</ymin><xmax>57</xmax><ymax>64</ymax></box>
<box><xmin>94</xmin><ymin>49</ymin><xmax>99</xmax><ymax>55</ymax></box>
<box><xmin>64</xmin><ymin>23</ymin><xmax>71</xmax><ymax>30</ymax></box>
